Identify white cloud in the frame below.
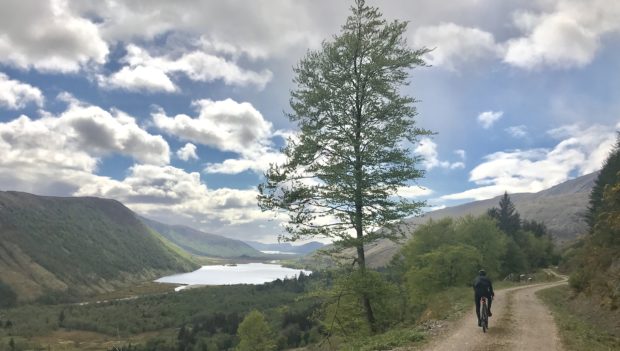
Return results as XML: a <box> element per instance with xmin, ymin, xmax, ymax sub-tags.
<box><xmin>506</xmin><ymin>125</ymin><xmax>528</xmax><ymax>138</ymax></box>
<box><xmin>153</xmin><ymin>98</ymin><xmax>272</xmax><ymax>155</ymax></box>
<box><xmin>0</xmin><ymin>0</ymin><xmax>108</xmax><ymax>72</ymax></box>
<box><xmin>153</xmin><ymin>98</ymin><xmax>286</xmax><ymax>175</ymax></box>
<box><xmin>74</xmin><ymin>1</ymin><xmax>331</xmax><ymax>59</ymax></box>
<box><xmin>98</xmin><ymin>44</ymin><xmax>272</xmax><ymax>92</ymax></box>
<box><xmin>176</xmin><ymin>143</ymin><xmax>198</xmax><ymax>161</ymax></box>
<box><xmin>477</xmin><ymin>110</ymin><xmax>503</xmax><ymax>129</ymax></box>
<box><xmin>204</xmin><ymin>149</ymin><xmax>285</xmax><ymax>175</ymax></box>
<box><xmin>412</xmin><ymin>23</ymin><xmax>500</xmax><ymax>69</ymax></box>
<box><xmin>56</xmin><ymin>98</ymin><xmax>170</xmax><ymax>165</ymax></box>
<box><xmin>454</xmin><ymin>149</ymin><xmax>466</xmax><ymax>162</ymax></box>
<box><xmin>99</xmin><ymin>65</ymin><xmax>177</xmax><ymax>93</ymax></box>
<box><xmin>503</xmin><ymin>0</ymin><xmax>620</xmax><ymax>69</ymax></box>
<box><xmin>0</xmin><ymin>96</ymin><xmax>170</xmax><ymax>182</ymax></box>
<box><xmin>0</xmin><ymin>73</ymin><xmax>44</xmax><ymax>109</ymax></box>
<box><xmin>442</xmin><ymin>123</ymin><xmax>617</xmax><ymax>201</ymax></box>
<box><xmin>75</xmin><ymin>164</ymin><xmax>278</xmax><ymax>228</ymax></box>
<box><xmin>415</xmin><ymin>137</ymin><xmax>465</xmax><ymax>170</ymax></box>
<box><xmin>397</xmin><ymin>186</ymin><xmax>433</xmax><ymax>199</ymax></box>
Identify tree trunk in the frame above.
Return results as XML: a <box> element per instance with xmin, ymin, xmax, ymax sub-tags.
<box><xmin>356</xmin><ymin>241</ymin><xmax>376</xmax><ymax>332</ymax></box>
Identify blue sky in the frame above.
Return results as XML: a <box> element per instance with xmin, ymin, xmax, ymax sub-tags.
<box><xmin>0</xmin><ymin>0</ymin><xmax>618</xmax><ymax>242</ymax></box>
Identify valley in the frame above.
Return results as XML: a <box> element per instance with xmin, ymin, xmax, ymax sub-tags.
<box><xmin>0</xmin><ymin>171</ymin><xmax>610</xmax><ymax>351</ymax></box>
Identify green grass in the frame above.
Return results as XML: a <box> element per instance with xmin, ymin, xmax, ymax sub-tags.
<box><xmin>537</xmin><ymin>285</ymin><xmax>620</xmax><ymax>351</ymax></box>
<box><xmin>338</xmin><ymin>327</ymin><xmax>425</xmax><ymax>351</ymax></box>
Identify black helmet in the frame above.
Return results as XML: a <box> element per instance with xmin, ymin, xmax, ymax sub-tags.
<box><xmin>479</xmin><ymin>269</ymin><xmax>486</xmax><ymax>276</ymax></box>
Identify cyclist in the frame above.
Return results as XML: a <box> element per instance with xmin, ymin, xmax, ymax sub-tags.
<box><xmin>473</xmin><ymin>269</ymin><xmax>494</xmax><ymax>327</ymax></box>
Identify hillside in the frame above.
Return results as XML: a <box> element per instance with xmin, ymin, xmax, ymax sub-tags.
<box><xmin>361</xmin><ymin>172</ymin><xmax>597</xmax><ymax>268</ymax></box>
<box><xmin>245</xmin><ymin>241</ymin><xmax>325</xmax><ymax>255</ymax></box>
<box><xmin>0</xmin><ymin>191</ymin><xmax>197</xmax><ymax>302</ymax></box>
<box><xmin>141</xmin><ymin>217</ymin><xmax>263</xmax><ymax>258</ymax></box>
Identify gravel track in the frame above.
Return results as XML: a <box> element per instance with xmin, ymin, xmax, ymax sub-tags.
<box><xmin>414</xmin><ymin>272</ymin><xmax>568</xmax><ymax>351</ymax></box>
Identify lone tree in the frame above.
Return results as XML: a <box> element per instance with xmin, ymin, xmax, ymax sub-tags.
<box><xmin>487</xmin><ymin>192</ymin><xmax>521</xmax><ymax>236</ymax></box>
<box><xmin>258</xmin><ymin>0</ymin><xmax>430</xmax><ymax>330</ymax></box>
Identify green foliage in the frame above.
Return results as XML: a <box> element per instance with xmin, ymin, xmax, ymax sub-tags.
<box><xmin>567</xmin><ymin>135</ymin><xmax>620</xmax><ymax>307</ymax></box>
<box><xmin>487</xmin><ymin>192</ymin><xmax>521</xmax><ymax>236</ymax></box>
<box><xmin>501</xmin><ymin>238</ymin><xmax>528</xmax><ymax>275</ymax></box>
<box><xmin>319</xmin><ymin>269</ymin><xmax>399</xmax><ymax>338</ymax></box>
<box><xmin>397</xmin><ymin>212</ymin><xmax>557</xmax><ymax>319</ymax></box>
<box><xmin>456</xmin><ymin>216</ymin><xmax>507</xmax><ymax>277</ymax></box>
<box><xmin>485</xmin><ymin>192</ymin><xmax>557</xmax><ymax>276</ymax></box>
<box><xmin>587</xmin><ymin>134</ymin><xmax>620</xmax><ymax>229</ymax></box>
<box><xmin>522</xmin><ymin>219</ymin><xmax>549</xmax><ymax>238</ymax></box>
<box><xmin>236</xmin><ymin>310</ymin><xmax>276</xmax><ymax>351</ymax></box>
<box><xmin>405</xmin><ymin>244</ymin><xmax>480</xmax><ymax>302</ymax></box>
<box><xmin>258</xmin><ymin>0</ymin><xmax>431</xmax><ymax>331</ymax></box>
<box><xmin>257</xmin><ymin>0</ymin><xmax>430</xmax><ymax>253</ymax></box>
<box><xmin>401</xmin><ymin>216</ymin><xmax>507</xmax><ymax>282</ymax></box>
<box><xmin>0</xmin><ymin>280</ymin><xmax>17</xmax><ymax>308</ymax></box>
<box><xmin>2</xmin><ymin>274</ymin><xmax>321</xmax><ymax>350</ymax></box>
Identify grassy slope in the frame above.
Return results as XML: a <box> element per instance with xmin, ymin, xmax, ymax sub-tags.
<box><xmin>538</xmin><ymin>285</ymin><xmax>620</xmax><ymax>351</ymax></box>
<box><xmin>141</xmin><ymin>217</ymin><xmax>263</xmax><ymax>258</ymax></box>
<box><xmin>0</xmin><ymin>191</ymin><xmax>197</xmax><ymax>301</ymax></box>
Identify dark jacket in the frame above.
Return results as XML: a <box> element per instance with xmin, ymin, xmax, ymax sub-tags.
<box><xmin>473</xmin><ymin>275</ymin><xmax>494</xmax><ymax>296</ymax></box>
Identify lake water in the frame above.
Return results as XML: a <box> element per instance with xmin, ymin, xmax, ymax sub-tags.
<box><xmin>155</xmin><ymin>263</ymin><xmax>312</xmax><ymax>289</ymax></box>
<box><xmin>260</xmin><ymin>250</ymin><xmax>297</xmax><ymax>255</ymax></box>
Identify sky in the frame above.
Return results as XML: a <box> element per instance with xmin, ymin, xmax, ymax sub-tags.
<box><xmin>0</xmin><ymin>0</ymin><xmax>619</xmax><ymax>242</ymax></box>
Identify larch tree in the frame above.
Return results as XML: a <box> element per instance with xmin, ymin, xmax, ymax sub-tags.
<box><xmin>258</xmin><ymin>0</ymin><xmax>430</xmax><ymax>330</ymax></box>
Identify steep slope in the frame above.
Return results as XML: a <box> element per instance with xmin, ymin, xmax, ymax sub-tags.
<box><xmin>141</xmin><ymin>217</ymin><xmax>263</xmax><ymax>258</ymax></box>
<box><xmin>362</xmin><ymin>172</ymin><xmax>597</xmax><ymax>267</ymax></box>
<box><xmin>245</xmin><ymin>241</ymin><xmax>325</xmax><ymax>255</ymax></box>
<box><xmin>0</xmin><ymin>191</ymin><xmax>197</xmax><ymax>302</ymax></box>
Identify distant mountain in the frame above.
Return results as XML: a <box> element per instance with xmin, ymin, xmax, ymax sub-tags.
<box><xmin>141</xmin><ymin>217</ymin><xmax>263</xmax><ymax>258</ymax></box>
<box><xmin>361</xmin><ymin>171</ymin><xmax>598</xmax><ymax>268</ymax></box>
<box><xmin>0</xmin><ymin>191</ymin><xmax>197</xmax><ymax>302</ymax></box>
<box><xmin>245</xmin><ymin>241</ymin><xmax>325</xmax><ymax>255</ymax></box>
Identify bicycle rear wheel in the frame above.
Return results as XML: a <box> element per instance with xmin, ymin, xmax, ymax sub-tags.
<box><xmin>481</xmin><ymin>303</ymin><xmax>488</xmax><ymax>333</ymax></box>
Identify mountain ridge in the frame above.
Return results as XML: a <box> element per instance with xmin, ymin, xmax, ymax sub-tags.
<box><xmin>141</xmin><ymin>217</ymin><xmax>263</xmax><ymax>258</ymax></box>
<box><xmin>0</xmin><ymin>191</ymin><xmax>197</xmax><ymax>302</ymax></box>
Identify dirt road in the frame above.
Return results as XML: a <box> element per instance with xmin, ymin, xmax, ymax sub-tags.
<box><xmin>418</xmin><ymin>272</ymin><xmax>568</xmax><ymax>351</ymax></box>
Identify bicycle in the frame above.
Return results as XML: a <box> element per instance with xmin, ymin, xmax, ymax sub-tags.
<box><xmin>480</xmin><ymin>296</ymin><xmax>489</xmax><ymax>332</ymax></box>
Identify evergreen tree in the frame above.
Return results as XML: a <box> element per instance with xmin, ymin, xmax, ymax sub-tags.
<box><xmin>521</xmin><ymin>219</ymin><xmax>548</xmax><ymax>238</ymax></box>
<box><xmin>587</xmin><ymin>134</ymin><xmax>620</xmax><ymax>230</ymax></box>
<box><xmin>258</xmin><ymin>0</ymin><xmax>430</xmax><ymax>330</ymax></box>
<box><xmin>236</xmin><ymin>310</ymin><xmax>276</xmax><ymax>351</ymax></box>
<box><xmin>487</xmin><ymin>192</ymin><xmax>521</xmax><ymax>236</ymax></box>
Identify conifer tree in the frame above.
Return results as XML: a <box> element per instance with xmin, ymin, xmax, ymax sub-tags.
<box><xmin>487</xmin><ymin>192</ymin><xmax>521</xmax><ymax>236</ymax></box>
<box><xmin>587</xmin><ymin>134</ymin><xmax>620</xmax><ymax>230</ymax></box>
<box><xmin>258</xmin><ymin>0</ymin><xmax>430</xmax><ymax>330</ymax></box>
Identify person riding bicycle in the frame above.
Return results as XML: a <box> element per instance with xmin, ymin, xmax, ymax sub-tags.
<box><xmin>473</xmin><ymin>269</ymin><xmax>494</xmax><ymax>327</ymax></box>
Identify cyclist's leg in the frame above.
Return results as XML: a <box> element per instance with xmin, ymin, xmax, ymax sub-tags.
<box><xmin>486</xmin><ymin>294</ymin><xmax>493</xmax><ymax>315</ymax></box>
